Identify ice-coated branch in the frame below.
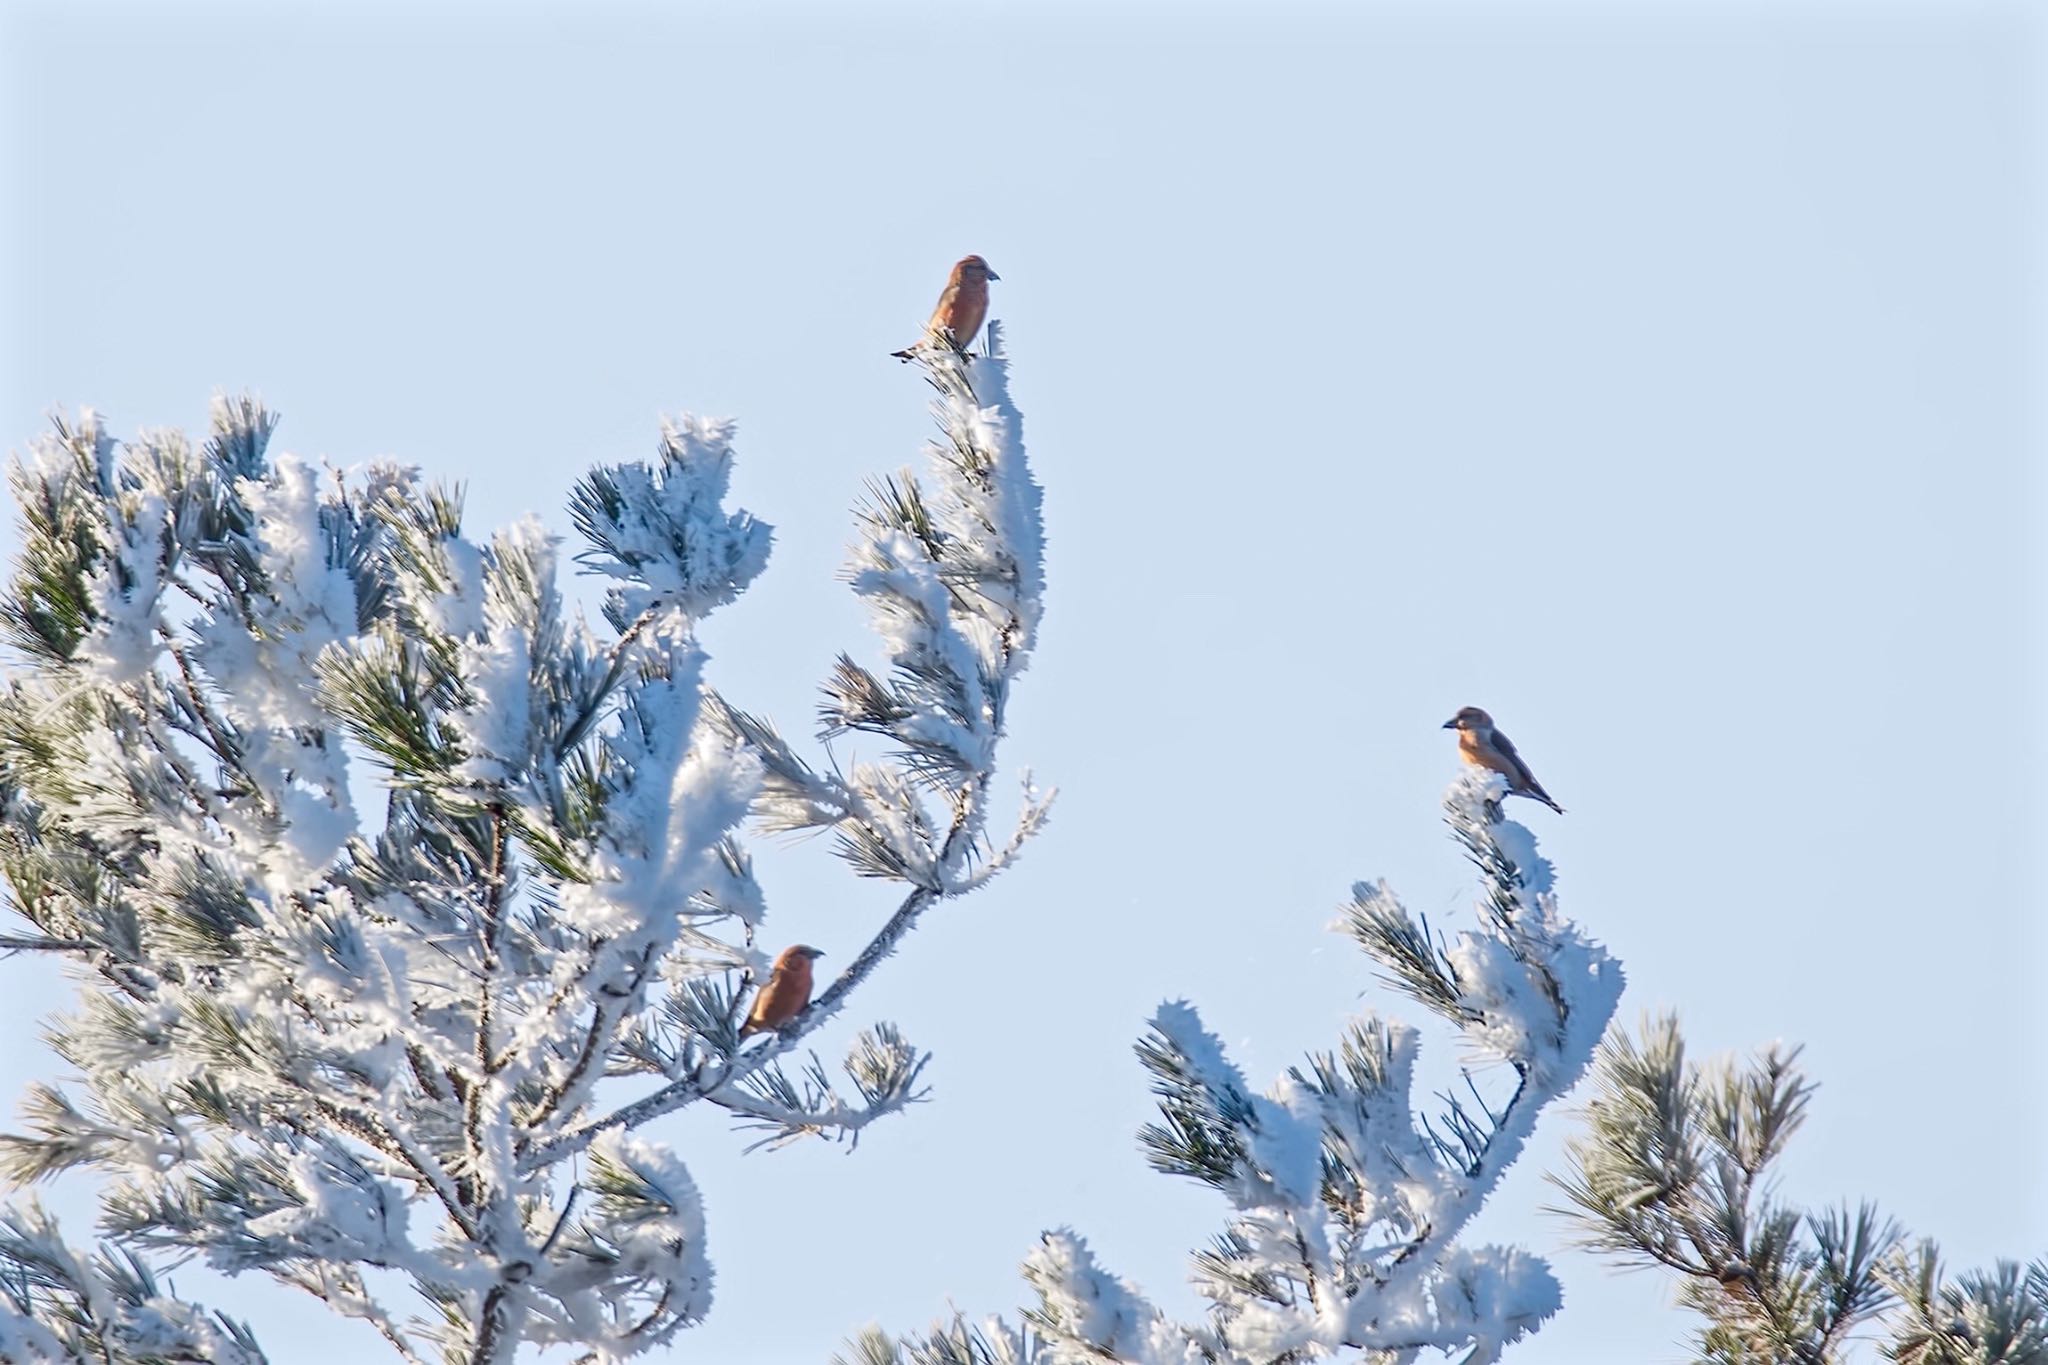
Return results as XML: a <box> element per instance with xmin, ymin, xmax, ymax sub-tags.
<box><xmin>518</xmin><ymin>329</ymin><xmax>1049</xmax><ymax>1172</ymax></box>
<box><xmin>0</xmin><ymin>328</ymin><xmax>1047</xmax><ymax>1363</ymax></box>
<box><xmin>1555</xmin><ymin>1015</ymin><xmax>2048</xmax><ymax>1365</ymax></box>
<box><xmin>856</xmin><ymin>768</ymin><xmax>1623</xmax><ymax>1364</ymax></box>
<box><xmin>0</xmin><ymin>1199</ymin><xmax>269</xmax><ymax>1365</ymax></box>
<box><xmin>718</xmin><ymin>1023</ymin><xmax>931</xmax><ymax>1153</ymax></box>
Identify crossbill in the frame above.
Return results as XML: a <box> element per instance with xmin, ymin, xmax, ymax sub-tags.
<box><xmin>1443</xmin><ymin>706</ymin><xmax>1565</xmax><ymax>813</ymax></box>
<box><xmin>892</xmin><ymin>255</ymin><xmax>1000</xmax><ymax>359</ymax></box>
<box><xmin>740</xmin><ymin>944</ymin><xmax>826</xmax><ymax>1038</ymax></box>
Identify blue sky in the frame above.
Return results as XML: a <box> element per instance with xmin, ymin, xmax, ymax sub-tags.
<box><xmin>1</xmin><ymin>2</ymin><xmax>2042</xmax><ymax>1361</ymax></box>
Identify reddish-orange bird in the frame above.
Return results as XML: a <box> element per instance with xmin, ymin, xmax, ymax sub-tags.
<box><xmin>1443</xmin><ymin>706</ymin><xmax>1565</xmax><ymax>814</ymax></box>
<box><xmin>740</xmin><ymin>944</ymin><xmax>826</xmax><ymax>1038</ymax></box>
<box><xmin>892</xmin><ymin>255</ymin><xmax>1000</xmax><ymax>359</ymax></box>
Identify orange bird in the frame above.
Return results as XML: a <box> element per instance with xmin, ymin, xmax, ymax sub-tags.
<box><xmin>1443</xmin><ymin>706</ymin><xmax>1565</xmax><ymax>814</ymax></box>
<box><xmin>740</xmin><ymin>945</ymin><xmax>826</xmax><ymax>1038</ymax></box>
<box><xmin>892</xmin><ymin>255</ymin><xmax>1000</xmax><ymax>359</ymax></box>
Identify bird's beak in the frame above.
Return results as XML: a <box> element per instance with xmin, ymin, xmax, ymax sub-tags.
<box><xmin>985</xmin><ymin>268</ymin><xmax>1000</xmax><ymax>281</ymax></box>
<box><xmin>1442</xmin><ymin>719</ymin><xmax>1458</xmax><ymax>729</ymax></box>
<box><xmin>808</xmin><ymin>948</ymin><xmax>826</xmax><ymax>959</ymax></box>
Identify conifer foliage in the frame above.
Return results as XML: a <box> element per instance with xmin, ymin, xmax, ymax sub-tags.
<box><xmin>845</xmin><ymin>770</ymin><xmax>1624</xmax><ymax>1365</ymax></box>
<box><xmin>0</xmin><ymin>329</ymin><xmax>1047</xmax><ymax>1363</ymax></box>
<box><xmin>1556</xmin><ymin>1014</ymin><xmax>2048</xmax><ymax>1365</ymax></box>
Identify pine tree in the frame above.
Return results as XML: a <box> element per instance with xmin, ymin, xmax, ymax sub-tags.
<box><xmin>0</xmin><ymin>330</ymin><xmax>1048</xmax><ymax>1363</ymax></box>
<box><xmin>843</xmin><ymin>771</ymin><xmax>1625</xmax><ymax>1365</ymax></box>
<box><xmin>1554</xmin><ymin>1014</ymin><xmax>2048</xmax><ymax>1365</ymax></box>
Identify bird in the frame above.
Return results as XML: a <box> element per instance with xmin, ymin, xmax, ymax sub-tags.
<box><xmin>891</xmin><ymin>255</ymin><xmax>1000</xmax><ymax>359</ymax></box>
<box><xmin>1442</xmin><ymin>706</ymin><xmax>1565</xmax><ymax>813</ymax></box>
<box><xmin>740</xmin><ymin>944</ymin><xmax>826</xmax><ymax>1039</ymax></box>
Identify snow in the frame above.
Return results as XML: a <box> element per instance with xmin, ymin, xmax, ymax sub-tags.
<box><xmin>0</xmin><ymin>347</ymin><xmax>1047</xmax><ymax>1362</ymax></box>
<box><xmin>564</xmin><ymin>1130</ymin><xmax>716</xmax><ymax>1356</ymax></box>
<box><xmin>446</xmin><ymin>522</ymin><xmax>548</xmax><ymax>790</ymax></box>
<box><xmin>960</xmin><ymin>333</ymin><xmax>1046</xmax><ymax>649</ymax></box>
<box><xmin>239</xmin><ymin>457</ymin><xmax>362</xmax><ymax>649</ymax></box>
<box><xmin>576</xmin><ymin>414</ymin><xmax>774</xmax><ymax>624</ymax></box>
<box><xmin>243</xmin><ymin>1152</ymin><xmax>412</xmax><ymax>1263</ymax></box>
<box><xmin>1150</xmin><ymin>1000</ymin><xmax>1241</xmax><ymax>1090</ymax></box>
<box><xmin>190</xmin><ymin>453</ymin><xmax>366</xmax><ymax>880</ymax></box>
<box><xmin>0</xmin><ymin>1311</ymin><xmax>69</xmax><ymax>1363</ymax></box>
<box><xmin>893</xmin><ymin>770</ymin><xmax>1627</xmax><ymax>1364</ymax></box>
<box><xmin>76</xmin><ymin>489</ymin><xmax>167</xmax><ymax>687</ymax></box>
<box><xmin>554</xmin><ymin>622</ymin><xmax>761</xmax><ymax>945</ymax></box>
<box><xmin>1447</xmin><ymin>931</ymin><xmax>1550</xmax><ymax>1068</ymax></box>
<box><xmin>422</xmin><ymin>531</ymin><xmax>489</xmax><ymax>639</ymax></box>
<box><xmin>1023</xmin><ymin>1230</ymin><xmax>1174</xmax><ymax>1363</ymax></box>
<box><xmin>1489</xmin><ymin>815</ymin><xmax>1553</xmax><ymax>897</ymax></box>
<box><xmin>1427</xmin><ymin>1244</ymin><xmax>1564</xmax><ymax>1363</ymax></box>
<box><xmin>1248</xmin><ymin>1073</ymin><xmax>1329</xmax><ymax>1207</ymax></box>
<box><xmin>18</xmin><ymin>407</ymin><xmax>109</xmax><ymax>494</ymax></box>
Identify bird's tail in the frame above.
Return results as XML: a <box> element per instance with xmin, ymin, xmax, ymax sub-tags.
<box><xmin>892</xmin><ymin>331</ymin><xmax>975</xmax><ymax>362</ymax></box>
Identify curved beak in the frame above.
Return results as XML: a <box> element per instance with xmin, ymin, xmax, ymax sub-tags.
<box><xmin>805</xmin><ymin>947</ymin><xmax>827</xmax><ymax>959</ymax></box>
<box><xmin>985</xmin><ymin>267</ymin><xmax>1001</xmax><ymax>281</ymax></box>
<box><xmin>1441</xmin><ymin>719</ymin><xmax>1458</xmax><ymax>729</ymax></box>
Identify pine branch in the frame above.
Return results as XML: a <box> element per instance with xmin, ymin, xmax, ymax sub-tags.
<box><xmin>0</xmin><ymin>311</ymin><xmax>1046</xmax><ymax>1363</ymax></box>
<box><xmin>862</xmin><ymin>769</ymin><xmax>1618</xmax><ymax>1363</ymax></box>
<box><xmin>1883</xmin><ymin>1247</ymin><xmax>2048</xmax><ymax>1365</ymax></box>
<box><xmin>1547</xmin><ymin>1015</ymin><xmax>2017</xmax><ymax>1365</ymax></box>
<box><xmin>0</xmin><ymin>932</ymin><xmax>92</xmax><ymax>953</ymax></box>
<box><xmin>836</xmin><ymin>1314</ymin><xmax>1044</xmax><ymax>1365</ymax></box>
<box><xmin>518</xmin><ymin>880</ymin><xmax>941</xmax><ymax>1172</ymax></box>
<box><xmin>0</xmin><ymin>1199</ymin><xmax>271</xmax><ymax>1364</ymax></box>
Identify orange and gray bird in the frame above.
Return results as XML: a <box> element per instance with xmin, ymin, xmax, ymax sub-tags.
<box><xmin>740</xmin><ymin>944</ymin><xmax>826</xmax><ymax>1038</ymax></box>
<box><xmin>1443</xmin><ymin>706</ymin><xmax>1565</xmax><ymax>814</ymax></box>
<box><xmin>891</xmin><ymin>255</ymin><xmax>1000</xmax><ymax>359</ymax></box>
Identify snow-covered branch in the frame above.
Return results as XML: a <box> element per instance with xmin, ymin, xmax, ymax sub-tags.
<box><xmin>854</xmin><ymin>768</ymin><xmax>1623</xmax><ymax>1364</ymax></box>
<box><xmin>517</xmin><ymin>328</ymin><xmax>1049</xmax><ymax>1172</ymax></box>
<box><xmin>0</xmin><ymin>1199</ymin><xmax>269</xmax><ymax>1365</ymax></box>
<box><xmin>0</xmin><ymin>323</ymin><xmax>1046</xmax><ymax>1362</ymax></box>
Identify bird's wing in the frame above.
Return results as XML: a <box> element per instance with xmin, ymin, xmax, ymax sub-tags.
<box><xmin>745</xmin><ymin>966</ymin><xmax>788</xmax><ymax>1020</ymax></box>
<box><xmin>926</xmin><ymin>281</ymin><xmax>963</xmax><ymax>336</ymax></box>
<box><xmin>1492</xmin><ymin>730</ymin><xmax>1542</xmax><ymax>790</ymax></box>
<box><xmin>1494</xmin><ymin>730</ymin><xmax>1562</xmax><ymax>810</ymax></box>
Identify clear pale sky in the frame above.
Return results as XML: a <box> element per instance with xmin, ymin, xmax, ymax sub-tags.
<box><xmin>1</xmin><ymin>2</ymin><xmax>2041</xmax><ymax>1362</ymax></box>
